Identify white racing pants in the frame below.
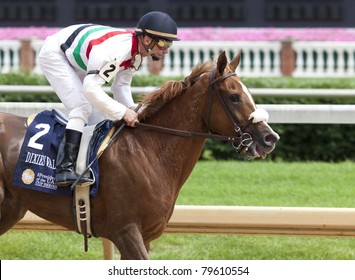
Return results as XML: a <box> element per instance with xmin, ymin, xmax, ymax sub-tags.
<box><xmin>38</xmin><ymin>41</ymin><xmax>105</xmax><ymax>132</ymax></box>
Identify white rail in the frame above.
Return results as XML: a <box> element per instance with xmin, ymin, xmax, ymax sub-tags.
<box><xmin>2</xmin><ymin>85</ymin><xmax>355</xmax><ymax>97</ymax></box>
<box><xmin>265</xmin><ymin>104</ymin><xmax>355</xmax><ymax>124</ymax></box>
<box><xmin>2</xmin><ymin>102</ymin><xmax>354</xmax><ymax>124</ymax></box>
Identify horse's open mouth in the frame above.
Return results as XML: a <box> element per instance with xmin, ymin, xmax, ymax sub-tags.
<box><xmin>246</xmin><ymin>143</ymin><xmax>267</xmax><ymax>159</ymax></box>
<box><xmin>256</xmin><ymin>144</ymin><xmax>267</xmax><ymax>159</ymax></box>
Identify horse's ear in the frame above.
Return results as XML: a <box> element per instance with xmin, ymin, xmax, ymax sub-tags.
<box><xmin>217</xmin><ymin>51</ymin><xmax>228</xmax><ymax>75</ymax></box>
<box><xmin>230</xmin><ymin>50</ymin><xmax>242</xmax><ymax>72</ymax></box>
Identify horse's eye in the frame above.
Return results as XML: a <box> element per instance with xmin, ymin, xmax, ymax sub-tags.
<box><xmin>229</xmin><ymin>94</ymin><xmax>240</xmax><ymax>103</ymax></box>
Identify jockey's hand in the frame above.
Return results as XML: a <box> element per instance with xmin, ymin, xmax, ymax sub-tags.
<box><xmin>123</xmin><ymin>108</ymin><xmax>138</xmax><ymax>127</ymax></box>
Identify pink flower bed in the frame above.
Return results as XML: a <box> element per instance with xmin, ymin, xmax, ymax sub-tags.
<box><xmin>1</xmin><ymin>26</ymin><xmax>355</xmax><ymax>41</ymax></box>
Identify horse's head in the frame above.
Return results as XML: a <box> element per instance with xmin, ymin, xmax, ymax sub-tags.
<box><xmin>204</xmin><ymin>51</ymin><xmax>279</xmax><ymax>159</ymax></box>
<box><xmin>139</xmin><ymin>50</ymin><xmax>279</xmax><ymax>159</ymax></box>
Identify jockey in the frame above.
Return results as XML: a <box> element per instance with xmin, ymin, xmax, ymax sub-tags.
<box><xmin>38</xmin><ymin>11</ymin><xmax>180</xmax><ymax>187</ymax></box>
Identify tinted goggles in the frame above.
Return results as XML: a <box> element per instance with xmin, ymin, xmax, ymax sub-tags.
<box><xmin>155</xmin><ymin>38</ymin><xmax>173</xmax><ymax>49</ymax></box>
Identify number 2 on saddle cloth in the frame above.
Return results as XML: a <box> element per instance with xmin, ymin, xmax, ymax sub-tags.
<box><xmin>12</xmin><ymin>109</ymin><xmax>113</xmax><ymax>197</ymax></box>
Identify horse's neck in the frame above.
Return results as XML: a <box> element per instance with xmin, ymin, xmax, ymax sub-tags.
<box><xmin>142</xmin><ymin>92</ymin><xmax>207</xmax><ymax>187</ymax></box>
<box><xmin>148</xmin><ymin>90</ymin><xmax>206</xmax><ymax>132</ymax></box>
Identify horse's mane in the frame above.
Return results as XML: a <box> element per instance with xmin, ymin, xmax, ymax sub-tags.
<box><xmin>139</xmin><ymin>60</ymin><xmax>215</xmax><ymax>120</ymax></box>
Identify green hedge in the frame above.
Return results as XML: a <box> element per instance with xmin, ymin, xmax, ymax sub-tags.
<box><xmin>1</xmin><ymin>73</ymin><xmax>354</xmax><ymax>162</ymax></box>
<box><xmin>204</xmin><ymin>123</ymin><xmax>355</xmax><ymax>162</ymax></box>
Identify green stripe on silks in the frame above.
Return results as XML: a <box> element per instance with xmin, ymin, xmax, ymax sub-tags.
<box><xmin>73</xmin><ymin>26</ymin><xmax>114</xmax><ymax>71</ymax></box>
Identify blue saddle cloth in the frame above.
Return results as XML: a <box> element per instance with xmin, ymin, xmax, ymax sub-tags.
<box><xmin>13</xmin><ymin>110</ymin><xmax>113</xmax><ymax>197</ymax></box>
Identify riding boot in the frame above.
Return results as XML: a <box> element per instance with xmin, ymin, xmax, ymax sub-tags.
<box><xmin>55</xmin><ymin>129</ymin><xmax>91</xmax><ymax>187</ymax></box>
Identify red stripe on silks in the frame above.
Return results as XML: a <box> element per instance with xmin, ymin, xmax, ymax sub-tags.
<box><xmin>130</xmin><ymin>35</ymin><xmax>138</xmax><ymax>56</ymax></box>
<box><xmin>120</xmin><ymin>59</ymin><xmax>131</xmax><ymax>69</ymax></box>
<box><xmin>119</xmin><ymin>35</ymin><xmax>139</xmax><ymax>69</ymax></box>
<box><xmin>86</xmin><ymin>30</ymin><xmax>133</xmax><ymax>58</ymax></box>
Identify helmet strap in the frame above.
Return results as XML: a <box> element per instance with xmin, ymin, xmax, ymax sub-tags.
<box><xmin>148</xmin><ymin>49</ymin><xmax>160</xmax><ymax>61</ymax></box>
<box><xmin>141</xmin><ymin>34</ymin><xmax>161</xmax><ymax>61</ymax></box>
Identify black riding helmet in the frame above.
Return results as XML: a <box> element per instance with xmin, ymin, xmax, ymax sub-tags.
<box><xmin>135</xmin><ymin>11</ymin><xmax>180</xmax><ymax>41</ymax></box>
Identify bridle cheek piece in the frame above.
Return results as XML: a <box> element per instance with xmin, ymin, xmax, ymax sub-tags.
<box><xmin>207</xmin><ymin>69</ymin><xmax>253</xmax><ymax>153</ymax></box>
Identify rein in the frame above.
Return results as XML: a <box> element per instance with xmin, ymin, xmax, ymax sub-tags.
<box><xmin>134</xmin><ymin>70</ymin><xmax>254</xmax><ymax>152</ymax></box>
<box><xmin>135</xmin><ymin>122</ymin><xmax>240</xmax><ymax>142</ymax></box>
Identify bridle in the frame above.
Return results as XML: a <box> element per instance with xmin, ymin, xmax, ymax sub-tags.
<box><xmin>134</xmin><ymin>69</ymin><xmax>254</xmax><ymax>153</ymax></box>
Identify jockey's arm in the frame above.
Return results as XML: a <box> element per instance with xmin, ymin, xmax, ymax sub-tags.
<box><xmin>83</xmin><ymin>73</ymin><xmax>127</xmax><ymax>121</ymax></box>
<box><xmin>110</xmin><ymin>71</ymin><xmax>136</xmax><ymax>109</ymax></box>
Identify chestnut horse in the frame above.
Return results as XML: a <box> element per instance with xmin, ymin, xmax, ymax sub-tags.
<box><xmin>0</xmin><ymin>51</ymin><xmax>279</xmax><ymax>259</ymax></box>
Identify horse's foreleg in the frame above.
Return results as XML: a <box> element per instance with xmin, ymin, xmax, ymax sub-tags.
<box><xmin>113</xmin><ymin>223</ymin><xmax>149</xmax><ymax>260</ymax></box>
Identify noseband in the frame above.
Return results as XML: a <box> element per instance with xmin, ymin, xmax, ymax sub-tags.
<box><xmin>134</xmin><ymin>69</ymin><xmax>254</xmax><ymax>153</ymax></box>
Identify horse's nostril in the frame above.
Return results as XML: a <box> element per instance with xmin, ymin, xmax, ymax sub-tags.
<box><xmin>264</xmin><ymin>133</ymin><xmax>279</xmax><ymax>145</ymax></box>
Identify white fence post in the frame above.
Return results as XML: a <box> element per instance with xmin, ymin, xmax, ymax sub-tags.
<box><xmin>0</xmin><ymin>40</ymin><xmax>21</xmax><ymax>73</ymax></box>
<box><xmin>32</xmin><ymin>40</ymin><xmax>44</xmax><ymax>74</ymax></box>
